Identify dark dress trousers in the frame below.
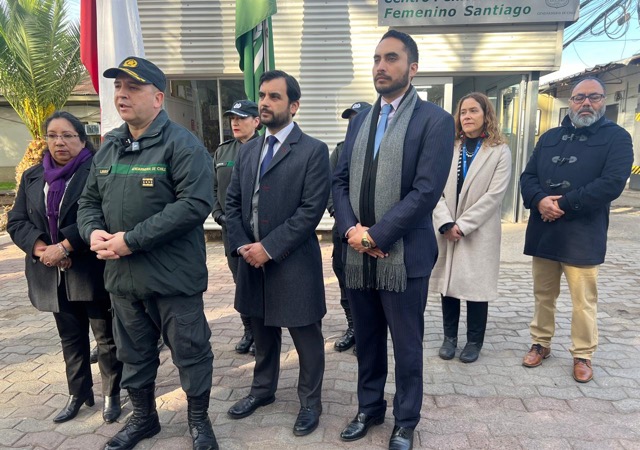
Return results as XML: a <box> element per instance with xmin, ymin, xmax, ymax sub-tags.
<box><xmin>225</xmin><ymin>123</ymin><xmax>330</xmax><ymax>409</ymax></box>
<box><xmin>333</xmin><ymin>96</ymin><xmax>454</xmax><ymax>428</ymax></box>
<box><xmin>7</xmin><ymin>159</ymin><xmax>122</xmax><ymax>397</ymax></box>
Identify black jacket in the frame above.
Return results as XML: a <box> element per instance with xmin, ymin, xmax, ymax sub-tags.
<box><xmin>521</xmin><ymin>115</ymin><xmax>633</xmax><ymax>265</ymax></box>
<box><xmin>8</xmin><ymin>158</ymin><xmax>108</xmax><ymax>312</ymax></box>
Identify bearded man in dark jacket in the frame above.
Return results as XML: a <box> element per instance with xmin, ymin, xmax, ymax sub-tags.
<box><xmin>520</xmin><ymin>77</ymin><xmax>633</xmax><ymax>384</ymax></box>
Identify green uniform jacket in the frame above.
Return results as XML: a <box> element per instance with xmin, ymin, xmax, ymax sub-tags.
<box><xmin>211</xmin><ymin>133</ymin><xmax>258</xmax><ymax>222</ymax></box>
<box><xmin>78</xmin><ymin>110</ymin><xmax>214</xmax><ymax>299</ymax></box>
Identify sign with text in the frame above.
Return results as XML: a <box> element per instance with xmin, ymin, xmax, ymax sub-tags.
<box><xmin>379</xmin><ymin>0</ymin><xmax>580</xmax><ymax>26</ymax></box>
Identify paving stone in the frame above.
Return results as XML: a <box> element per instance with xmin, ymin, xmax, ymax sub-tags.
<box><xmin>620</xmin><ymin>439</ymin><xmax>640</xmax><ymax>450</ymax></box>
<box><xmin>536</xmin><ymin>385</ymin><xmax>585</xmax><ymax>400</ymax></box>
<box><xmin>12</xmin><ymin>430</ymin><xmax>67</xmax><ymax>449</ymax></box>
<box><xmin>1</xmin><ymin>218</ymin><xmax>640</xmax><ymax>449</ymax></box>
<box><xmin>466</xmin><ymin>433</ymin><xmax>523</xmax><ymax>450</ymax></box>
<box><xmin>0</xmin><ymin>428</ymin><xmax>25</xmax><ymax>447</ymax></box>
<box><xmin>613</xmin><ymin>399</ymin><xmax>640</xmax><ymax>413</ymax></box>
<box><xmin>520</xmin><ymin>437</ymin><xmax>572</xmax><ymax>449</ymax></box>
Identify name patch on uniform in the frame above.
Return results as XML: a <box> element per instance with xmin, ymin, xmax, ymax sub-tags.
<box><xmin>111</xmin><ymin>164</ymin><xmax>168</xmax><ymax>175</ymax></box>
<box><xmin>141</xmin><ymin>177</ymin><xmax>154</xmax><ymax>188</ymax></box>
<box><xmin>97</xmin><ymin>167</ymin><xmax>111</xmax><ymax>175</ymax></box>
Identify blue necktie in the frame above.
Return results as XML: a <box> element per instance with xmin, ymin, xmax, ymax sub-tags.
<box><xmin>260</xmin><ymin>135</ymin><xmax>277</xmax><ymax>179</ymax></box>
<box><xmin>374</xmin><ymin>104</ymin><xmax>392</xmax><ymax>158</ymax></box>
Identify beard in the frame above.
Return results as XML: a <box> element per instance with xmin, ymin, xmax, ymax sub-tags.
<box><xmin>260</xmin><ymin>108</ymin><xmax>291</xmax><ymax>130</ymax></box>
<box><xmin>375</xmin><ymin>70</ymin><xmax>410</xmax><ymax>96</ymax></box>
<box><xmin>569</xmin><ymin>104</ymin><xmax>606</xmax><ymax>128</ymax></box>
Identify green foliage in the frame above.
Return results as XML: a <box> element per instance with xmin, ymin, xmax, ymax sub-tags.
<box><xmin>0</xmin><ymin>0</ymin><xmax>84</xmax><ymax>139</ymax></box>
<box><xmin>0</xmin><ymin>182</ymin><xmax>16</xmax><ymax>190</ymax></box>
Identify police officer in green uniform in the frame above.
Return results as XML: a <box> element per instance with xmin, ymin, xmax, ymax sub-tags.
<box><xmin>78</xmin><ymin>57</ymin><xmax>218</xmax><ymax>450</ymax></box>
<box><xmin>212</xmin><ymin>100</ymin><xmax>261</xmax><ymax>355</ymax></box>
<box><xmin>328</xmin><ymin>101</ymin><xmax>370</xmax><ymax>354</ymax></box>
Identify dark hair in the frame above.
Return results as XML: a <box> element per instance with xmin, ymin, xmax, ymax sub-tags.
<box><xmin>380</xmin><ymin>30</ymin><xmax>419</xmax><ymax>64</ymax></box>
<box><xmin>259</xmin><ymin>70</ymin><xmax>301</xmax><ymax>103</ymax></box>
<box><xmin>43</xmin><ymin>111</ymin><xmax>96</xmax><ymax>153</ymax></box>
<box><xmin>454</xmin><ymin>92</ymin><xmax>504</xmax><ymax>146</ymax></box>
<box><xmin>573</xmin><ymin>76</ymin><xmax>606</xmax><ymax>94</ymax></box>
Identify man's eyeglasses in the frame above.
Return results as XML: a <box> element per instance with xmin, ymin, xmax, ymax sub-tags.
<box><xmin>46</xmin><ymin>133</ymin><xmax>79</xmax><ymax>142</ymax></box>
<box><xmin>569</xmin><ymin>94</ymin><xmax>605</xmax><ymax>104</ymax></box>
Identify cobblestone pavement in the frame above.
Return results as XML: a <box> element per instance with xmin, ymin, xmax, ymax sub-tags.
<box><xmin>0</xmin><ymin>194</ymin><xmax>639</xmax><ymax>449</ymax></box>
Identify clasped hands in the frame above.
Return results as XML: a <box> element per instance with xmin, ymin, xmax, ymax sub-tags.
<box><xmin>537</xmin><ymin>195</ymin><xmax>564</xmax><ymax>223</ymax></box>
<box><xmin>90</xmin><ymin>230</ymin><xmax>132</xmax><ymax>260</ymax></box>
<box><xmin>33</xmin><ymin>239</ymin><xmax>72</xmax><ymax>269</ymax></box>
<box><xmin>240</xmin><ymin>242</ymin><xmax>270</xmax><ymax>269</ymax></box>
<box><xmin>443</xmin><ymin>224</ymin><xmax>464</xmax><ymax>243</ymax></box>
<box><xmin>347</xmin><ymin>223</ymin><xmax>387</xmax><ymax>259</ymax></box>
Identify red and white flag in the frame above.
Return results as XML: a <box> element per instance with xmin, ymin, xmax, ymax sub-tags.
<box><xmin>80</xmin><ymin>0</ymin><xmax>145</xmax><ymax>135</ymax></box>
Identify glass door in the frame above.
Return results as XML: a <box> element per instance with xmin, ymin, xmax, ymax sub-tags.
<box><xmin>495</xmin><ymin>76</ymin><xmax>528</xmax><ymax>222</ymax></box>
<box><xmin>413</xmin><ymin>76</ymin><xmax>453</xmax><ymax>113</ymax></box>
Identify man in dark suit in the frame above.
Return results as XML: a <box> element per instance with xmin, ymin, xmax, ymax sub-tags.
<box><xmin>224</xmin><ymin>70</ymin><xmax>330</xmax><ymax>437</ymax></box>
<box><xmin>333</xmin><ymin>30</ymin><xmax>454</xmax><ymax>450</ymax></box>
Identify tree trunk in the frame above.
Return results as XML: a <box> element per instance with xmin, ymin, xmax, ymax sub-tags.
<box><xmin>15</xmin><ymin>138</ymin><xmax>47</xmax><ymax>189</ymax></box>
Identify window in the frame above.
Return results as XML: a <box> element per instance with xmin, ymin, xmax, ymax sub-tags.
<box><xmin>165</xmin><ymin>79</ymin><xmax>245</xmax><ymax>155</ymax></box>
<box><xmin>559</xmin><ymin>107</ymin><xmax>568</xmax><ymax>126</ymax></box>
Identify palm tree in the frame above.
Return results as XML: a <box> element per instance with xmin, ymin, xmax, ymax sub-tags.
<box><xmin>0</xmin><ymin>0</ymin><xmax>84</xmax><ymax>186</ymax></box>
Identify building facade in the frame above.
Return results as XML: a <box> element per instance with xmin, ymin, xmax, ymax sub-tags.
<box><xmin>139</xmin><ymin>0</ymin><xmax>575</xmax><ymax>222</ymax></box>
<box><xmin>1</xmin><ymin>0</ymin><xmax>578</xmax><ymax>223</ymax></box>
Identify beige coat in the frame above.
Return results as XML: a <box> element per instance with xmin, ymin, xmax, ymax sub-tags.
<box><xmin>431</xmin><ymin>141</ymin><xmax>512</xmax><ymax>302</ymax></box>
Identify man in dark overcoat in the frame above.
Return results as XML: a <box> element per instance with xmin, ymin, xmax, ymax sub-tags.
<box><xmin>225</xmin><ymin>70</ymin><xmax>330</xmax><ymax>437</ymax></box>
<box><xmin>520</xmin><ymin>76</ymin><xmax>633</xmax><ymax>384</ymax></box>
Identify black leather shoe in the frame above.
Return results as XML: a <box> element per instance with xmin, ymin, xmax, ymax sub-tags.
<box><xmin>438</xmin><ymin>336</ymin><xmax>457</xmax><ymax>360</ymax></box>
<box><xmin>90</xmin><ymin>346</ymin><xmax>98</xmax><ymax>364</ymax></box>
<box><xmin>248</xmin><ymin>342</ymin><xmax>256</xmax><ymax>356</ymax></box>
<box><xmin>459</xmin><ymin>342</ymin><xmax>482</xmax><ymax>363</ymax></box>
<box><xmin>227</xmin><ymin>394</ymin><xmax>275</xmax><ymax>419</ymax></box>
<box><xmin>340</xmin><ymin>412</ymin><xmax>385</xmax><ymax>441</ymax></box>
<box><xmin>103</xmin><ymin>394</ymin><xmax>122</xmax><ymax>423</ymax></box>
<box><xmin>235</xmin><ymin>333</ymin><xmax>254</xmax><ymax>354</ymax></box>
<box><xmin>53</xmin><ymin>390</ymin><xmax>94</xmax><ymax>423</ymax></box>
<box><xmin>389</xmin><ymin>425</ymin><xmax>414</xmax><ymax>450</ymax></box>
<box><xmin>334</xmin><ymin>328</ymin><xmax>355</xmax><ymax>352</ymax></box>
<box><xmin>293</xmin><ymin>406</ymin><xmax>321</xmax><ymax>436</ymax></box>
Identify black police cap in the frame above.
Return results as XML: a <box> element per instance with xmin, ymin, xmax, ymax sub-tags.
<box><xmin>103</xmin><ymin>56</ymin><xmax>167</xmax><ymax>92</ymax></box>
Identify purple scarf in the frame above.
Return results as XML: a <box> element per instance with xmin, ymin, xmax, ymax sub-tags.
<box><xmin>43</xmin><ymin>148</ymin><xmax>92</xmax><ymax>243</ymax></box>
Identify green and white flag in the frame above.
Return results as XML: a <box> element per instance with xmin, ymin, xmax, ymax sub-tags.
<box><xmin>235</xmin><ymin>0</ymin><xmax>277</xmax><ymax>102</ymax></box>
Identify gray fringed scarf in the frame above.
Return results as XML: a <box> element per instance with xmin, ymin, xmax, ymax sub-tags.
<box><xmin>345</xmin><ymin>87</ymin><xmax>418</xmax><ymax>292</ymax></box>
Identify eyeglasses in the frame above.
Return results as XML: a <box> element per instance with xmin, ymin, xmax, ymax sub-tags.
<box><xmin>569</xmin><ymin>94</ymin><xmax>605</xmax><ymax>104</ymax></box>
<box><xmin>46</xmin><ymin>133</ymin><xmax>79</xmax><ymax>142</ymax></box>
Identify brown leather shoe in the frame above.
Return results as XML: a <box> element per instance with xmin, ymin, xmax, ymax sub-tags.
<box><xmin>573</xmin><ymin>358</ymin><xmax>593</xmax><ymax>383</ymax></box>
<box><xmin>522</xmin><ymin>344</ymin><xmax>551</xmax><ymax>367</ymax></box>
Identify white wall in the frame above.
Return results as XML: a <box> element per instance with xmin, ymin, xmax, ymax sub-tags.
<box><xmin>0</xmin><ymin>103</ymin><xmax>100</xmax><ymax>170</ymax></box>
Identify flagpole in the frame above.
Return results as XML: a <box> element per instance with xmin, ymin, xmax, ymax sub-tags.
<box><xmin>262</xmin><ymin>18</ymin><xmax>270</xmax><ymax>72</ymax></box>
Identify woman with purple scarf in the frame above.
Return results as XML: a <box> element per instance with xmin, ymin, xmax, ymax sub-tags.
<box><xmin>8</xmin><ymin>111</ymin><xmax>122</xmax><ymax>424</ymax></box>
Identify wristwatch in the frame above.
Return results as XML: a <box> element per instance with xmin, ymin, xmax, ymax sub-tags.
<box><xmin>361</xmin><ymin>231</ymin><xmax>372</xmax><ymax>249</ymax></box>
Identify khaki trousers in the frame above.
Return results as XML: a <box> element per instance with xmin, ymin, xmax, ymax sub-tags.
<box><xmin>530</xmin><ymin>257</ymin><xmax>599</xmax><ymax>359</ymax></box>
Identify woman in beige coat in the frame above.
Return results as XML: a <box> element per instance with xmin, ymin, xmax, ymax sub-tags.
<box><xmin>431</xmin><ymin>92</ymin><xmax>512</xmax><ymax>363</ymax></box>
